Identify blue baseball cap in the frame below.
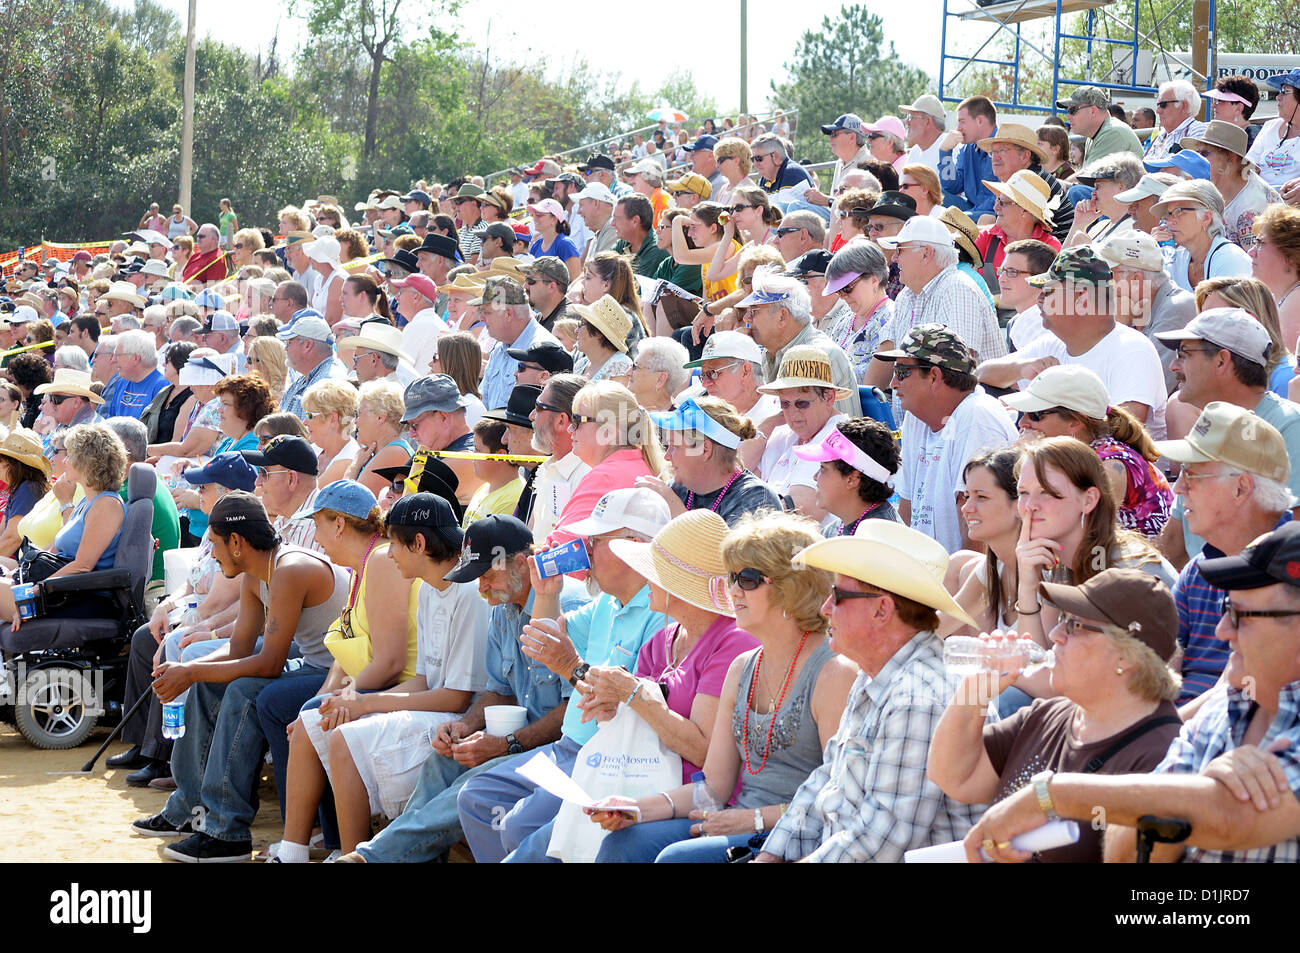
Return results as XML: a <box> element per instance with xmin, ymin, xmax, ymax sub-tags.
<box><xmin>195</xmin><ymin>288</ymin><xmax>226</xmax><ymax>310</ymax></box>
<box><xmin>820</xmin><ymin>114</ymin><xmax>864</xmax><ymax>136</ymax></box>
<box><xmin>306</xmin><ymin>479</ymin><xmax>379</xmax><ymax>520</ymax></box>
<box><xmin>400</xmin><ymin>189</ymin><xmax>432</xmax><ymax>206</ymax></box>
<box><xmin>682</xmin><ymin>134</ymin><xmax>719</xmax><ymax>152</ymax></box>
<box><xmin>1143</xmin><ymin>150</ymin><xmax>1210</xmax><ymax>180</ymax></box>
<box><xmin>1265</xmin><ymin>68</ymin><xmax>1300</xmax><ymax>93</ymax></box>
<box><xmin>182</xmin><ymin>451</ymin><xmax>258</xmax><ymax>492</ymax></box>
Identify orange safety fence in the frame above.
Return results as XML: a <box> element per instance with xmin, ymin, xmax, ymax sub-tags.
<box><xmin>0</xmin><ymin>240</ymin><xmax>115</xmax><ymax>276</ymax></box>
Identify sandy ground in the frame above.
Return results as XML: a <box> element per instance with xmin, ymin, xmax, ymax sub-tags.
<box><xmin>0</xmin><ymin>721</ymin><xmax>288</xmax><ymax>863</ymax></box>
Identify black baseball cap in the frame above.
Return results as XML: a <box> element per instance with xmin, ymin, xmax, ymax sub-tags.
<box><xmin>208</xmin><ymin>490</ymin><xmax>275</xmax><ymax>538</ymax></box>
<box><xmin>507</xmin><ymin>340</ymin><xmax>574</xmax><ymax>375</ymax></box>
<box><xmin>388</xmin><ymin>492</ymin><xmax>464</xmax><ymax>549</ymax></box>
<box><xmin>482</xmin><ymin>384</ymin><xmax>541</xmax><ymax>429</ymax></box>
<box><xmin>444</xmin><ymin>514</ymin><xmax>533</xmax><ymax>583</ymax></box>
<box><xmin>784</xmin><ymin>249</ymin><xmax>835</xmax><ymax>279</ymax></box>
<box><xmin>380</xmin><ymin>248</ymin><xmax>420</xmax><ymax>273</ymax></box>
<box><xmin>579</xmin><ymin>154</ymin><xmax>616</xmax><ymax>173</ymax></box>
<box><xmin>241</xmin><ymin>435</ymin><xmax>319</xmax><ymax>476</ymax></box>
<box><xmin>1199</xmin><ymin>522</ymin><xmax>1300</xmax><ymax>591</ymax></box>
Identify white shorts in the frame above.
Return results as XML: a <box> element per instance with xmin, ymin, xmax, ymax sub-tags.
<box><xmin>299</xmin><ymin>707</ymin><xmax>459</xmax><ymax>818</ymax></box>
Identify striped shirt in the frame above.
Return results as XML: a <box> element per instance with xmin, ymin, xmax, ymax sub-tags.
<box><xmin>1155</xmin><ymin>681</ymin><xmax>1300</xmax><ymax>863</ymax></box>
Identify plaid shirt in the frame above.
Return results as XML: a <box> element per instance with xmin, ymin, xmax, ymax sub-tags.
<box><xmin>1154</xmin><ymin>680</ymin><xmax>1300</xmax><ymax>863</ymax></box>
<box><xmin>762</xmin><ymin>632</ymin><xmax>985</xmax><ymax>862</ymax></box>
<box><xmin>887</xmin><ymin>266</ymin><xmax>1007</xmax><ymax>366</ymax></box>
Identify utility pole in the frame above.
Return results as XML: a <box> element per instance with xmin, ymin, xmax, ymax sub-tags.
<box><xmin>180</xmin><ymin>0</ymin><xmax>197</xmax><ymax>212</ymax></box>
<box><xmin>739</xmin><ymin>0</ymin><xmax>748</xmax><ymax>116</ymax></box>
<box><xmin>1192</xmin><ymin>0</ymin><xmax>1213</xmax><ymax>118</ymax></box>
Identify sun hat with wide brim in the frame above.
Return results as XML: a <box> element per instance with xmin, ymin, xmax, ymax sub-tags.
<box><xmin>756</xmin><ymin>344</ymin><xmax>853</xmax><ymax>398</ymax></box>
<box><xmin>609</xmin><ymin>510</ymin><xmax>736</xmax><ymax>617</ymax></box>
<box><xmin>336</xmin><ymin>322</ymin><xmax>413</xmax><ymax>364</ymax></box>
<box><xmin>34</xmin><ymin>368</ymin><xmax>105</xmax><ymax>404</ymax></box>
<box><xmin>571</xmin><ymin>295</ymin><xmax>632</xmax><ymax>352</ymax></box>
<box><xmin>0</xmin><ymin>428</ymin><xmax>52</xmax><ymax>478</ymax></box>
<box><xmin>1179</xmin><ymin>119</ymin><xmax>1250</xmax><ymax>160</ymax></box>
<box><xmin>792</xmin><ymin>519</ymin><xmax>977</xmax><ymax>628</ymax></box>
<box><xmin>438</xmin><ymin>273</ymin><xmax>487</xmax><ymax>296</ymax></box>
<box><xmin>938</xmin><ymin>206</ymin><xmax>981</xmax><ymax>263</ymax></box>
<box><xmin>100</xmin><ymin>280</ymin><xmax>147</xmax><ymax>309</ymax></box>
<box><xmin>976</xmin><ymin>122</ymin><xmax>1049</xmax><ymax>164</ymax></box>
<box><xmin>983</xmin><ymin>169</ymin><xmax>1054</xmax><ymax>226</ymax></box>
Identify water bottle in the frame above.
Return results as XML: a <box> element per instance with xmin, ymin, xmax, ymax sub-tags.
<box><xmin>943</xmin><ymin>635</ymin><xmax>1054</xmax><ymax>678</ymax></box>
<box><xmin>162</xmin><ymin>699</ymin><xmax>186</xmax><ymax>740</ymax></box>
<box><xmin>1156</xmin><ymin>220</ymin><xmax>1176</xmax><ymax>249</ymax></box>
<box><xmin>691</xmin><ymin>771</ymin><xmax>722</xmax><ymax>814</ymax></box>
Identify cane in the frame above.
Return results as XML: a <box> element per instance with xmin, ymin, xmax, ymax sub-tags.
<box><xmin>47</xmin><ymin>681</ymin><xmax>157</xmax><ymax>776</ymax></box>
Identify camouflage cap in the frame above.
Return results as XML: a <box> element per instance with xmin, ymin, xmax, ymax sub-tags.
<box><xmin>873</xmin><ymin>323</ymin><xmax>975</xmax><ymax>372</ymax></box>
<box><xmin>1025</xmin><ymin>245</ymin><xmax>1113</xmax><ymax>288</ymax></box>
<box><xmin>1055</xmin><ymin>85</ymin><xmax>1110</xmax><ymax>110</ymax></box>
<box><xmin>480</xmin><ymin>274</ymin><xmax>527</xmax><ymax>307</ymax></box>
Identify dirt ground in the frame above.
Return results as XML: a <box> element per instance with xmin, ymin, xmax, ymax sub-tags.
<box><xmin>0</xmin><ymin>721</ymin><xmax>291</xmax><ymax>863</ymax></box>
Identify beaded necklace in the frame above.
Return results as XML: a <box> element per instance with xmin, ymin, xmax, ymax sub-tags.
<box><xmin>839</xmin><ymin>501</ymin><xmax>883</xmax><ymax>536</ymax></box>
<box><xmin>685</xmin><ymin>468</ymin><xmax>744</xmax><ymax>512</ymax></box>
<box><xmin>742</xmin><ymin>629</ymin><xmax>810</xmax><ymax>775</ymax></box>
<box><xmin>837</xmin><ymin>295</ymin><xmax>888</xmax><ymax>351</ymax></box>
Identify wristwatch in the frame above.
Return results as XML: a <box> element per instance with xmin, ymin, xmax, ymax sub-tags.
<box><xmin>569</xmin><ymin>662</ymin><xmax>591</xmax><ymax>688</ymax></box>
<box><xmin>506</xmin><ymin>733</ymin><xmax>525</xmax><ymax>755</ymax></box>
<box><xmin>1031</xmin><ymin>770</ymin><xmax>1059</xmax><ymax>821</ymax></box>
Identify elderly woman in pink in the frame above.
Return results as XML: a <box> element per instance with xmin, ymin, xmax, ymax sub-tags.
<box><xmin>864</xmin><ymin>116</ymin><xmax>908</xmax><ymax>172</ymax></box>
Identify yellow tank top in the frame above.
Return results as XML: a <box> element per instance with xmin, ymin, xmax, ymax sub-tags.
<box><xmin>19</xmin><ymin>486</ymin><xmax>86</xmax><ymax>551</ymax></box>
<box><xmin>701</xmin><ymin>239</ymin><xmax>742</xmax><ymax>302</ymax></box>
<box><xmin>348</xmin><ymin>543</ymin><xmax>421</xmax><ymax>681</ymax></box>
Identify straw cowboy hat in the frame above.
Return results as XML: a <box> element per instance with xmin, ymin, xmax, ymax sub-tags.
<box><xmin>983</xmin><ymin>169</ymin><xmax>1055</xmax><ymax>227</ymax></box>
<box><xmin>572</xmin><ymin>295</ymin><xmax>632</xmax><ymax>353</ymax></box>
<box><xmin>100</xmin><ymin>280</ymin><xmax>147</xmax><ymax>309</ymax></box>
<box><xmin>757</xmin><ymin>345</ymin><xmax>853</xmax><ymax>398</ymax></box>
<box><xmin>792</xmin><ymin>519</ymin><xmax>977</xmax><ymax>628</ymax></box>
<box><xmin>336</xmin><ymin>322</ymin><xmax>413</xmax><ymax>365</ymax></box>
<box><xmin>938</xmin><ymin>206</ymin><xmax>981</xmax><ymax>263</ymax></box>
<box><xmin>609</xmin><ymin>510</ymin><xmax>736</xmax><ymax>617</ymax></box>
<box><xmin>34</xmin><ymin>368</ymin><xmax>105</xmax><ymax>404</ymax></box>
<box><xmin>475</xmin><ymin>256</ymin><xmax>528</xmax><ymax>282</ymax></box>
<box><xmin>0</xmin><ymin>429</ymin><xmax>52</xmax><ymax>478</ymax></box>
<box><xmin>976</xmin><ymin>122</ymin><xmax>1049</xmax><ymax>164</ymax></box>
<box><xmin>439</xmin><ymin>273</ymin><xmax>486</xmax><ymax>296</ymax></box>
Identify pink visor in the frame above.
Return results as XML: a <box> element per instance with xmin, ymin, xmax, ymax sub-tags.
<box><xmin>1203</xmin><ymin>89</ymin><xmax>1252</xmax><ymax>107</ymax></box>
<box><xmin>793</xmin><ymin>427</ymin><xmax>894</xmax><ymax>486</ymax></box>
<box><xmin>822</xmin><ymin>269</ymin><xmax>862</xmax><ymax>296</ymax></box>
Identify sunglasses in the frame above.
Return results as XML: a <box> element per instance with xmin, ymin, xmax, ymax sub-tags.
<box><xmin>1021</xmin><ymin>407</ymin><xmax>1069</xmax><ymax>422</ymax></box>
<box><xmin>516</xmin><ymin>362</ymin><xmax>544</xmax><ymax>373</ymax></box>
<box><xmin>48</xmin><ymin>394</ymin><xmax>71</xmax><ymax>405</ymax></box>
<box><xmin>775</xmin><ymin>226</ymin><xmax>802</xmax><ymax>236</ymax></box>
<box><xmin>778</xmin><ymin>397</ymin><xmax>815</xmax><ymax>411</ymax></box>
<box><xmin>836</xmin><ymin>278</ymin><xmax>860</xmax><ymax>297</ymax></box>
<box><xmin>700</xmin><ymin>361</ymin><xmax>742</xmax><ymax>381</ymax></box>
<box><xmin>729</xmin><ymin>204</ymin><xmax>759</xmax><ymax>213</ymax></box>
<box><xmin>830</xmin><ymin>587</ymin><xmax>886</xmax><ymax>606</ymax></box>
<box><xmin>567</xmin><ymin>412</ymin><xmax>600</xmax><ymax>431</ymax></box>
<box><xmin>534</xmin><ymin>399</ymin><xmax>565</xmax><ymax>414</ymax></box>
<box><xmin>1061</xmin><ymin>615</ymin><xmax>1109</xmax><ymax>636</ymax></box>
<box><xmin>1155</xmin><ymin>100</ymin><xmax>1178</xmax><ymax>109</ymax></box>
<box><xmin>891</xmin><ymin>363</ymin><xmax>932</xmax><ymax>381</ymax></box>
<box><xmin>838</xmin><ymin>207</ymin><xmax>872</xmax><ymax>219</ymax></box>
<box><xmin>1221</xmin><ymin>596</ymin><xmax>1300</xmax><ymax>630</ymax></box>
<box><xmin>727</xmin><ymin>568</ymin><xmax>768</xmax><ymax>590</ymax></box>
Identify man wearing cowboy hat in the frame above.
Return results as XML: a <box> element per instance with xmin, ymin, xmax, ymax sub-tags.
<box><xmin>1056</xmin><ymin>85</ymin><xmax>1143</xmax><ymax>166</ymax></box>
<box><xmin>35</xmin><ymin>367</ymin><xmax>104</xmax><ymax>432</ymax></box>
<box><xmin>875</xmin><ymin>324</ymin><xmax>1017</xmax><ymax>553</ymax></box>
<box><xmin>457</xmin><ymin>489</ymin><xmax>671</xmax><ymax>863</ymax></box>
<box><xmin>337</xmin><ymin>320</ymin><xmax>417</xmax><ymax>386</ymax></box>
<box><xmin>753</xmin><ymin>521</ymin><xmax>984</xmax><ymax>862</ymax></box>
<box><xmin>480</xmin><ymin>276</ymin><xmax>560</xmax><ymax>412</ymax></box>
<box><xmin>976</xmin><ymin>122</ymin><xmax>1075</xmax><ymax>241</ymax></box>
<box><xmin>101</xmin><ymin>280</ymin><xmax>147</xmax><ymax>318</ymax></box>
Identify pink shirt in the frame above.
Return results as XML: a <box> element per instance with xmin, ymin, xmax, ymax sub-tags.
<box><xmin>635</xmin><ymin>616</ymin><xmax>760</xmax><ymax>783</ymax></box>
<box><xmin>547</xmin><ymin>448</ymin><xmax>655</xmax><ymax>547</ymax></box>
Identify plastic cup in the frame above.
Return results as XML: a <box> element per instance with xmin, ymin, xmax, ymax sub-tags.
<box><xmin>484</xmin><ymin>704</ymin><xmax>528</xmax><ymax>736</ymax></box>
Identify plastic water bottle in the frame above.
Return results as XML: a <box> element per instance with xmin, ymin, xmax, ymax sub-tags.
<box><xmin>691</xmin><ymin>771</ymin><xmax>721</xmax><ymax>813</ymax></box>
<box><xmin>162</xmin><ymin>699</ymin><xmax>186</xmax><ymax>740</ymax></box>
<box><xmin>943</xmin><ymin>635</ymin><xmax>1054</xmax><ymax>678</ymax></box>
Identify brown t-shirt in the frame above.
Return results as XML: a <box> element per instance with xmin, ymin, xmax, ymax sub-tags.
<box><xmin>983</xmin><ymin>697</ymin><xmax>1182</xmax><ymax>862</ymax></box>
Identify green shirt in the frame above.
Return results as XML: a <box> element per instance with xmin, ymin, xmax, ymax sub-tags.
<box><xmin>1083</xmin><ymin>116</ymin><xmax>1145</xmax><ymax>166</ymax></box>
<box><xmin>651</xmin><ymin>255</ymin><xmax>703</xmax><ymax>295</ymax></box>
<box><xmin>120</xmin><ymin>480</ymin><xmax>182</xmax><ymax>582</ymax></box>
<box><xmin>614</xmin><ymin>232</ymin><xmax>670</xmax><ymax>278</ymax></box>
<box><xmin>218</xmin><ymin>209</ymin><xmax>237</xmax><ymax>242</ymax></box>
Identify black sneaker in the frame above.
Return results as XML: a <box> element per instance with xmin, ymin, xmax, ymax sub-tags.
<box><xmin>164</xmin><ymin>832</ymin><xmax>253</xmax><ymax>864</ymax></box>
<box><xmin>132</xmin><ymin>813</ymin><xmax>193</xmax><ymax>838</ymax></box>
<box><xmin>106</xmin><ymin>745</ymin><xmax>149</xmax><ymax>769</ymax></box>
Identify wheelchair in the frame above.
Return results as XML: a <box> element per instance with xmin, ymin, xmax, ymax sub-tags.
<box><xmin>0</xmin><ymin>464</ymin><xmax>155</xmax><ymax>749</ymax></box>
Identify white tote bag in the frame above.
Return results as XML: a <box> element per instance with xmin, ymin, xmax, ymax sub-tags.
<box><xmin>546</xmin><ymin>684</ymin><xmax>682</xmax><ymax>863</ymax></box>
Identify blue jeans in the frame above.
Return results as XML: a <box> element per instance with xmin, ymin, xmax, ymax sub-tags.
<box><xmin>357</xmin><ymin>753</ymin><xmax>501</xmax><ymax>863</ymax></box>
<box><xmin>596</xmin><ymin>818</ymin><xmax>695</xmax><ymax>862</ymax></box>
<box><xmin>457</xmin><ymin>737</ymin><xmax>581</xmax><ymax>863</ymax></box>
<box><xmin>657</xmin><ymin>832</ymin><xmax>765</xmax><ymax>862</ymax></box>
<box><xmin>163</xmin><ymin>658</ymin><xmax>328</xmax><ymax>842</ymax></box>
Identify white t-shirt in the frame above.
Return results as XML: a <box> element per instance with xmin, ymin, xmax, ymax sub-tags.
<box><xmin>740</xmin><ymin>392</ymin><xmax>781</xmax><ymax>428</ymax></box>
<box><xmin>530</xmin><ymin>451</ymin><xmax>591</xmax><ymax>541</ymax></box>
<box><xmin>1016</xmin><ymin>323</ymin><xmax>1169</xmax><ymax>439</ymax></box>
<box><xmin>1245</xmin><ymin>117</ymin><xmax>1300</xmax><ymax>189</ymax></box>
<box><xmin>759</xmin><ymin>414</ymin><xmax>847</xmax><ymax>498</ymax></box>
<box><xmin>1007</xmin><ymin>305</ymin><xmax>1048</xmax><ymax>351</ymax></box>
<box><xmin>400</xmin><ymin>307</ymin><xmax>450</xmax><ymax>377</ymax></box>
<box><xmin>1222</xmin><ymin>175</ymin><xmax>1281</xmax><ymax>250</ymax></box>
<box><xmin>415</xmin><ymin>580</ymin><xmax>490</xmax><ymax>693</ymax></box>
<box><xmin>895</xmin><ymin>388</ymin><xmax>1018</xmax><ymax>554</ymax></box>
<box><xmin>907</xmin><ymin>139</ymin><xmax>944</xmax><ymax>174</ymax></box>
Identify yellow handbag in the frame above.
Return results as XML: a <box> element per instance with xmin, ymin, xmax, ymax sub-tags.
<box><xmin>322</xmin><ymin>610</ymin><xmax>372</xmax><ymax>679</ymax></box>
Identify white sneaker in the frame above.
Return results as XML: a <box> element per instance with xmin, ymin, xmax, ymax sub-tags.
<box><xmin>322</xmin><ymin>850</ymin><xmax>342</xmax><ymax>863</ymax></box>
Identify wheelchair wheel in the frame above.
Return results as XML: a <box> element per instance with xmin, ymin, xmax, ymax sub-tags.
<box><xmin>14</xmin><ymin>664</ymin><xmax>98</xmax><ymax>749</ymax></box>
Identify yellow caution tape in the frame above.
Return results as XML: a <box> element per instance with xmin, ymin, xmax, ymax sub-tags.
<box><xmin>429</xmin><ymin>450</ymin><xmax>549</xmax><ymax>464</ymax></box>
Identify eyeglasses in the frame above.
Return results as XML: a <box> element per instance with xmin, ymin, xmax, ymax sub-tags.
<box><xmin>835</xmin><ymin>277</ymin><xmax>860</xmax><ymax>297</ymax></box>
<box><xmin>727</xmin><ymin>568</ymin><xmax>768</xmax><ymax>591</ymax></box>
<box><xmin>776</xmin><ymin>226</ymin><xmax>802</xmax><ymax>236</ymax></box>
<box><xmin>1221</xmin><ymin>596</ymin><xmax>1300</xmax><ymax>630</ymax></box>
<box><xmin>996</xmin><ymin>265</ymin><xmax>1026</xmax><ymax>279</ymax></box>
<box><xmin>700</xmin><ymin>361</ymin><xmax>743</xmax><ymax>381</ymax></box>
<box><xmin>516</xmin><ymin>362</ymin><xmax>544</xmax><ymax>374</ymax></box>
<box><xmin>891</xmin><ymin>363</ymin><xmax>932</xmax><ymax>381</ymax></box>
<box><xmin>256</xmin><ymin>466</ymin><xmax>291</xmax><ymax>480</ymax></box>
<box><xmin>1021</xmin><ymin>407</ymin><xmax>1070</xmax><ymax>422</ymax></box>
<box><xmin>864</xmin><ymin>222</ymin><xmax>895</xmax><ymax>235</ymax></box>
<box><xmin>1177</xmin><ymin>466</ymin><xmax>1243</xmax><ymax>483</ymax></box>
<box><xmin>567</xmin><ymin>412</ymin><xmax>599</xmax><ymax>431</ymax></box>
<box><xmin>1155</xmin><ymin>100</ymin><xmax>1179</xmax><ymax>109</ymax></box>
<box><xmin>1061</xmin><ymin>615</ymin><xmax>1109</xmax><ymax>636</ymax></box>
<box><xmin>830</xmin><ymin>587</ymin><xmax>886</xmax><ymax>606</ymax></box>
<box><xmin>1174</xmin><ymin>344</ymin><xmax>1219</xmax><ymax>361</ymax></box>
<box><xmin>1163</xmin><ymin>206</ymin><xmax>1201</xmax><ymax>219</ymax></box>
<box><xmin>778</xmin><ymin>397</ymin><xmax>816</xmax><ymax>411</ymax></box>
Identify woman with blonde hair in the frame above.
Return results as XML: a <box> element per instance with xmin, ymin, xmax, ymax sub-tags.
<box><xmin>345</xmin><ymin>380</ymin><xmax>413</xmax><ymax>497</ymax></box>
<box><xmin>711</xmin><ymin>137</ymin><xmax>753</xmax><ymax>207</ymax></box>
<box><xmin>431</xmin><ymin>332</ymin><xmax>485</xmax><ymax>426</ymax></box>
<box><xmin>230</xmin><ymin>227</ymin><xmax>265</xmax><ymax>269</ymax></box>
<box><xmin>899</xmin><ymin>164</ymin><xmax>943</xmax><ymax>217</ymax></box>
<box><xmin>302</xmin><ymin>378</ymin><xmax>360</xmax><ymax>486</ymax></box>
<box><xmin>829</xmin><ymin>186</ymin><xmax>878</xmax><ymax>253</ymax></box>
<box><xmin>1195</xmin><ymin>274</ymin><xmax>1295</xmax><ymax>395</ymax></box>
<box><xmin>547</xmin><ymin>381</ymin><xmax>666</xmax><ymax>544</ymax></box>
<box><xmin>1250</xmin><ymin>204</ymin><xmax>1300</xmax><ymax>355</ymax></box>
<box><xmin>575</xmin><ymin>252</ymin><xmax>645</xmax><ymax>354</ymax></box>
<box><xmin>589</xmin><ymin>511</ymin><xmax>857</xmax><ymax>862</ymax></box>
<box><xmin>246</xmin><ymin>335</ymin><xmax>291</xmax><ymax>405</ymax></box>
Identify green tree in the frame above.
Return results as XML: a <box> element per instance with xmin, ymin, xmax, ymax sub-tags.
<box><xmin>770</xmin><ymin>3</ymin><xmax>930</xmax><ymax>161</ymax></box>
<box><xmin>106</xmin><ymin>0</ymin><xmax>181</xmax><ymax>57</ymax></box>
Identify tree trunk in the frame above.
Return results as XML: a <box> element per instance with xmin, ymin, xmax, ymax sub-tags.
<box><xmin>363</xmin><ymin>44</ymin><xmax>384</xmax><ymax>160</ymax></box>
